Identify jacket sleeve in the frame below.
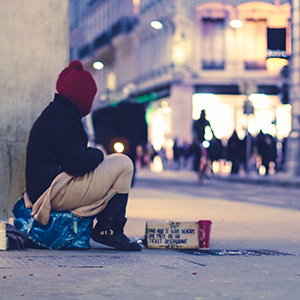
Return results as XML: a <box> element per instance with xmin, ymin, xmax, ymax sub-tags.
<box><xmin>49</xmin><ymin>114</ymin><xmax>104</xmax><ymax>176</ymax></box>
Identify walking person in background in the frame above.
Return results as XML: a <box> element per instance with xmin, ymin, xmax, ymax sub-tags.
<box><xmin>193</xmin><ymin>109</ymin><xmax>211</xmax><ymax>144</ymax></box>
<box><xmin>227</xmin><ymin>130</ymin><xmax>242</xmax><ymax>175</ymax></box>
<box><xmin>16</xmin><ymin>60</ymin><xmax>141</xmax><ymax>251</ymax></box>
<box><xmin>255</xmin><ymin>130</ymin><xmax>277</xmax><ymax>175</ymax></box>
<box><xmin>207</xmin><ymin>133</ymin><xmax>224</xmax><ymax>172</ymax></box>
<box><xmin>192</xmin><ymin>109</ymin><xmax>212</xmax><ymax>174</ymax></box>
<box><xmin>172</xmin><ymin>137</ymin><xmax>182</xmax><ymax>169</ymax></box>
<box><xmin>240</xmin><ymin>131</ymin><xmax>254</xmax><ymax>173</ymax></box>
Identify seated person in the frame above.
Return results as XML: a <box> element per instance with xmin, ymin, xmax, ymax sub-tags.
<box><xmin>22</xmin><ymin>60</ymin><xmax>141</xmax><ymax>251</ymax></box>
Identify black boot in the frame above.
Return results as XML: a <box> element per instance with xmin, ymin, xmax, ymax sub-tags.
<box><xmin>92</xmin><ymin>218</ymin><xmax>141</xmax><ymax>251</ymax></box>
<box><xmin>91</xmin><ymin>194</ymin><xmax>141</xmax><ymax>251</ymax></box>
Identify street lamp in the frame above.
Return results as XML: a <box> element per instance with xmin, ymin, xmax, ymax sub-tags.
<box><xmin>93</xmin><ymin>61</ymin><xmax>104</xmax><ymax>70</ymax></box>
<box><xmin>150</xmin><ymin>20</ymin><xmax>163</xmax><ymax>30</ymax></box>
<box><xmin>229</xmin><ymin>19</ymin><xmax>243</xmax><ymax>29</ymax></box>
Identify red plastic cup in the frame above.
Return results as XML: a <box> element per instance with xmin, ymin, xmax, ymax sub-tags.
<box><xmin>198</xmin><ymin>220</ymin><xmax>212</xmax><ymax>249</ymax></box>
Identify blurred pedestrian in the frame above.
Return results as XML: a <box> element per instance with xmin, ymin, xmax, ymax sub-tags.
<box><xmin>19</xmin><ymin>60</ymin><xmax>141</xmax><ymax>251</ymax></box>
<box><xmin>193</xmin><ymin>109</ymin><xmax>211</xmax><ymax>143</ymax></box>
<box><xmin>172</xmin><ymin>137</ymin><xmax>182</xmax><ymax>169</ymax></box>
<box><xmin>227</xmin><ymin>130</ymin><xmax>242</xmax><ymax>174</ymax></box>
<box><xmin>190</xmin><ymin>139</ymin><xmax>202</xmax><ymax>173</ymax></box>
<box><xmin>182</xmin><ymin>140</ymin><xmax>193</xmax><ymax>169</ymax></box>
<box><xmin>192</xmin><ymin>109</ymin><xmax>212</xmax><ymax>173</ymax></box>
<box><xmin>207</xmin><ymin>133</ymin><xmax>224</xmax><ymax>172</ymax></box>
<box><xmin>240</xmin><ymin>132</ymin><xmax>254</xmax><ymax>172</ymax></box>
<box><xmin>255</xmin><ymin>130</ymin><xmax>277</xmax><ymax>175</ymax></box>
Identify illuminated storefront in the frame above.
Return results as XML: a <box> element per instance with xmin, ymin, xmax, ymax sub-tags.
<box><xmin>192</xmin><ymin>93</ymin><xmax>291</xmax><ymax>140</ymax></box>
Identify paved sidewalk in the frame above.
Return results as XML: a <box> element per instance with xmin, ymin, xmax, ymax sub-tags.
<box><xmin>1</xmin><ymin>170</ymin><xmax>299</xmax><ymax>300</ymax></box>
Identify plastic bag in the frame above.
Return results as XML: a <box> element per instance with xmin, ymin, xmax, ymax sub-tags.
<box><xmin>12</xmin><ymin>198</ymin><xmax>93</xmax><ymax>250</ymax></box>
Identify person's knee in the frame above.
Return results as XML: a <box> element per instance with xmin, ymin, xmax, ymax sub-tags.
<box><xmin>123</xmin><ymin>154</ymin><xmax>134</xmax><ymax>174</ymax></box>
<box><xmin>112</xmin><ymin>153</ymin><xmax>134</xmax><ymax>174</ymax></box>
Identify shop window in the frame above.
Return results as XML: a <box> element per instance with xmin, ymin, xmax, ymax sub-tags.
<box><xmin>243</xmin><ymin>19</ymin><xmax>267</xmax><ymax>70</ymax></box>
<box><xmin>201</xmin><ymin>18</ymin><xmax>225</xmax><ymax>70</ymax></box>
<box><xmin>267</xmin><ymin>28</ymin><xmax>288</xmax><ymax>59</ymax></box>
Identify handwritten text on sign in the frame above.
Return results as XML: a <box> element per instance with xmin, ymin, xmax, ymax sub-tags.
<box><xmin>146</xmin><ymin>221</ymin><xmax>199</xmax><ymax>249</ymax></box>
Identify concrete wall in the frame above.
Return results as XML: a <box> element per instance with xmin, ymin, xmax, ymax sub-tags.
<box><xmin>0</xmin><ymin>0</ymin><xmax>69</xmax><ymax>220</ymax></box>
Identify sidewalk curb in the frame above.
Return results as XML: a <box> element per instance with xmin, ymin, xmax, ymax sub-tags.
<box><xmin>213</xmin><ymin>174</ymin><xmax>300</xmax><ymax>188</ymax></box>
<box><xmin>135</xmin><ymin>170</ymin><xmax>300</xmax><ymax>189</ymax></box>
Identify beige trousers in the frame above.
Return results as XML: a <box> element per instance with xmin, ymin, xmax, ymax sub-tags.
<box><xmin>29</xmin><ymin>153</ymin><xmax>133</xmax><ymax>225</ymax></box>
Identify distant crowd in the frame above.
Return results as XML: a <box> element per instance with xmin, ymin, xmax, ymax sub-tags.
<box><xmin>136</xmin><ymin>109</ymin><xmax>286</xmax><ymax>177</ymax></box>
<box><xmin>137</xmin><ymin>130</ymin><xmax>285</xmax><ymax>177</ymax></box>
<box><xmin>173</xmin><ymin>129</ymin><xmax>284</xmax><ymax>175</ymax></box>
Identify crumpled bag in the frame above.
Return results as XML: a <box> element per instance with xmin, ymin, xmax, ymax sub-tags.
<box><xmin>12</xmin><ymin>198</ymin><xmax>93</xmax><ymax>250</ymax></box>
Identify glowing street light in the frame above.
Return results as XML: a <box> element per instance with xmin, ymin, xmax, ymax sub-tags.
<box><xmin>113</xmin><ymin>142</ymin><xmax>124</xmax><ymax>153</ymax></box>
<box><xmin>229</xmin><ymin>19</ymin><xmax>243</xmax><ymax>29</ymax></box>
<box><xmin>151</xmin><ymin>20</ymin><xmax>163</xmax><ymax>30</ymax></box>
<box><xmin>93</xmin><ymin>61</ymin><xmax>104</xmax><ymax>70</ymax></box>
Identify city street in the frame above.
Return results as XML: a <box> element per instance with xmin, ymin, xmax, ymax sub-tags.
<box><xmin>1</xmin><ymin>170</ymin><xmax>299</xmax><ymax>300</ymax></box>
<box><xmin>1</xmin><ymin>1</ymin><xmax>300</xmax><ymax>299</ymax></box>
<box><xmin>134</xmin><ymin>169</ymin><xmax>300</xmax><ymax>211</ymax></box>
<box><xmin>127</xmin><ymin>169</ymin><xmax>300</xmax><ymax>251</ymax></box>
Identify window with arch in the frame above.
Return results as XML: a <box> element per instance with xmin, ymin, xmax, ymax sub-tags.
<box><xmin>243</xmin><ymin>18</ymin><xmax>267</xmax><ymax>70</ymax></box>
<box><xmin>201</xmin><ymin>18</ymin><xmax>226</xmax><ymax>70</ymax></box>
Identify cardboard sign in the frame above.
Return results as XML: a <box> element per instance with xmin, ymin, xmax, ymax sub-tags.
<box><xmin>145</xmin><ymin>220</ymin><xmax>199</xmax><ymax>249</ymax></box>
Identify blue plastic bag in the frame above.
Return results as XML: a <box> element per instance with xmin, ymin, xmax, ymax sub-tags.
<box><xmin>12</xmin><ymin>198</ymin><xmax>93</xmax><ymax>250</ymax></box>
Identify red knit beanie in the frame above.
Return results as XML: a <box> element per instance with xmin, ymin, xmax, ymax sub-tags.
<box><xmin>56</xmin><ymin>60</ymin><xmax>97</xmax><ymax>116</ymax></box>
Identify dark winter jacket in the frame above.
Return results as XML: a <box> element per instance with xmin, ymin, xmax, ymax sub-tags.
<box><xmin>255</xmin><ymin>132</ymin><xmax>277</xmax><ymax>164</ymax></box>
<box><xmin>26</xmin><ymin>93</ymin><xmax>104</xmax><ymax>203</ymax></box>
<box><xmin>193</xmin><ymin>117</ymin><xmax>211</xmax><ymax>143</ymax></box>
<box><xmin>227</xmin><ymin>131</ymin><xmax>242</xmax><ymax>161</ymax></box>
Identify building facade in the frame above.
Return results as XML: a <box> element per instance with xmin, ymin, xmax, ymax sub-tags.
<box><xmin>70</xmin><ymin>0</ymin><xmax>292</xmax><ymax>162</ymax></box>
